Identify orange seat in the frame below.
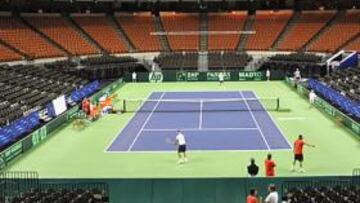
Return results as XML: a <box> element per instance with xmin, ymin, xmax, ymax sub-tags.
<box><xmin>278</xmin><ymin>11</ymin><xmax>336</xmax><ymax>51</ymax></box>
<box><xmin>26</xmin><ymin>16</ymin><xmax>98</xmax><ymax>56</ymax></box>
<box><xmin>160</xmin><ymin>13</ymin><xmax>199</xmax><ymax>51</ymax></box>
<box><xmin>0</xmin><ymin>17</ymin><xmax>64</xmax><ymax>59</ymax></box>
<box><xmin>245</xmin><ymin>10</ymin><xmax>293</xmax><ymax>50</ymax></box>
<box><xmin>117</xmin><ymin>13</ymin><xmax>161</xmax><ymax>52</ymax></box>
<box><xmin>0</xmin><ymin>44</ymin><xmax>22</xmax><ymax>62</ymax></box>
<box><xmin>73</xmin><ymin>16</ymin><xmax>128</xmax><ymax>54</ymax></box>
<box><xmin>309</xmin><ymin>10</ymin><xmax>360</xmax><ymax>53</ymax></box>
<box><xmin>207</xmin><ymin>12</ymin><xmax>247</xmax><ymax>50</ymax></box>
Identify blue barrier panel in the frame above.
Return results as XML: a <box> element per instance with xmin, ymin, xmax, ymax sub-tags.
<box><xmin>308</xmin><ymin>79</ymin><xmax>360</xmax><ymax>119</ymax></box>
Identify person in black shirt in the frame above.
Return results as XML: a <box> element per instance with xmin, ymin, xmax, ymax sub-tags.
<box><xmin>247</xmin><ymin>158</ymin><xmax>259</xmax><ymax>177</ymax></box>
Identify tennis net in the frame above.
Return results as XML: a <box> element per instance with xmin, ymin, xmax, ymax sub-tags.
<box><xmin>120</xmin><ymin>97</ymin><xmax>280</xmax><ymax>113</ymax></box>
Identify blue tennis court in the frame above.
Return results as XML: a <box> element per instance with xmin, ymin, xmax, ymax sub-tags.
<box><xmin>106</xmin><ymin>91</ymin><xmax>291</xmax><ymax>152</ymax></box>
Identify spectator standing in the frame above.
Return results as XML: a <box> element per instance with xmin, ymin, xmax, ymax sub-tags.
<box><xmin>265</xmin><ymin>154</ymin><xmax>276</xmax><ymax>177</ymax></box>
<box><xmin>246</xmin><ymin>188</ymin><xmax>262</xmax><ymax>203</ymax></box>
<box><xmin>309</xmin><ymin>90</ymin><xmax>317</xmax><ymax>107</ymax></box>
<box><xmin>266</xmin><ymin>69</ymin><xmax>271</xmax><ymax>81</ymax></box>
<box><xmin>264</xmin><ymin>184</ymin><xmax>279</xmax><ymax>203</ymax></box>
<box><xmin>218</xmin><ymin>72</ymin><xmax>224</xmax><ymax>86</ymax></box>
<box><xmin>293</xmin><ymin>68</ymin><xmax>301</xmax><ymax>82</ymax></box>
<box><xmin>247</xmin><ymin>158</ymin><xmax>259</xmax><ymax>177</ymax></box>
<box><xmin>132</xmin><ymin>72</ymin><xmax>137</xmax><ymax>83</ymax></box>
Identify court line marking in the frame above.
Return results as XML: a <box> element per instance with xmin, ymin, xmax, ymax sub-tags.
<box><xmin>253</xmin><ymin>91</ymin><xmax>293</xmax><ymax>149</ymax></box>
<box><xmin>127</xmin><ymin>92</ymin><xmax>165</xmax><ymax>152</ymax></box>
<box><xmin>106</xmin><ymin>90</ymin><xmax>293</xmax><ymax>153</ymax></box>
<box><xmin>277</xmin><ymin>117</ymin><xmax>306</xmax><ymax>121</ymax></box>
<box><xmin>199</xmin><ymin>99</ymin><xmax>203</xmax><ymax>129</ymax></box>
<box><xmin>142</xmin><ymin>128</ymin><xmax>258</xmax><ymax>132</ymax></box>
<box><xmin>239</xmin><ymin>91</ymin><xmax>271</xmax><ymax>150</ymax></box>
<box><xmin>104</xmin><ymin>91</ymin><xmax>154</xmax><ymax>153</ymax></box>
<box><xmin>106</xmin><ymin>148</ymin><xmax>292</xmax><ymax>154</ymax></box>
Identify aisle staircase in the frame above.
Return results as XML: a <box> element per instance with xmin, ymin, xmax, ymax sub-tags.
<box><xmin>152</xmin><ymin>15</ymin><xmax>171</xmax><ymax>52</ymax></box>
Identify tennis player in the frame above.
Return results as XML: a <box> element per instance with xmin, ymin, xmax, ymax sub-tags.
<box><xmin>219</xmin><ymin>72</ymin><xmax>224</xmax><ymax>85</ymax></box>
<box><xmin>309</xmin><ymin>90</ymin><xmax>317</xmax><ymax>106</ymax></box>
<box><xmin>175</xmin><ymin>130</ymin><xmax>188</xmax><ymax>164</ymax></box>
<box><xmin>291</xmin><ymin>134</ymin><xmax>315</xmax><ymax>173</ymax></box>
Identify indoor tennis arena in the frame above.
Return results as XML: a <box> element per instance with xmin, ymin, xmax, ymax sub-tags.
<box><xmin>0</xmin><ymin>0</ymin><xmax>359</xmax><ymax>202</ymax></box>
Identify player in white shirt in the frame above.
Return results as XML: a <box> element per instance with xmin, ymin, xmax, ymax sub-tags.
<box><xmin>132</xmin><ymin>72</ymin><xmax>137</xmax><ymax>83</ymax></box>
<box><xmin>309</xmin><ymin>89</ymin><xmax>317</xmax><ymax>107</ymax></box>
<box><xmin>264</xmin><ymin>184</ymin><xmax>279</xmax><ymax>203</ymax></box>
<box><xmin>218</xmin><ymin>72</ymin><xmax>224</xmax><ymax>86</ymax></box>
<box><xmin>266</xmin><ymin>69</ymin><xmax>271</xmax><ymax>81</ymax></box>
<box><xmin>175</xmin><ymin>130</ymin><xmax>188</xmax><ymax>164</ymax></box>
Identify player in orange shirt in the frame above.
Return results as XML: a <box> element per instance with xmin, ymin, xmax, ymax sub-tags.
<box><xmin>264</xmin><ymin>153</ymin><xmax>276</xmax><ymax>177</ymax></box>
<box><xmin>246</xmin><ymin>188</ymin><xmax>261</xmax><ymax>203</ymax></box>
<box><xmin>291</xmin><ymin>134</ymin><xmax>315</xmax><ymax>173</ymax></box>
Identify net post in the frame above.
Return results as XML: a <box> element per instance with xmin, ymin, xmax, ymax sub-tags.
<box><xmin>122</xmin><ymin>99</ymin><xmax>126</xmax><ymax>113</ymax></box>
<box><xmin>276</xmin><ymin>97</ymin><xmax>280</xmax><ymax>111</ymax></box>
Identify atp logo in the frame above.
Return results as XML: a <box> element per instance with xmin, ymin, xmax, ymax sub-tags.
<box><xmin>149</xmin><ymin>72</ymin><xmax>164</xmax><ymax>83</ymax></box>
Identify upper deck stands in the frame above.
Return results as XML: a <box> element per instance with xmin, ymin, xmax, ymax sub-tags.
<box><xmin>72</xmin><ymin>15</ymin><xmax>128</xmax><ymax>54</ymax></box>
<box><xmin>207</xmin><ymin>12</ymin><xmax>247</xmax><ymax>50</ymax></box>
<box><xmin>160</xmin><ymin>13</ymin><xmax>199</xmax><ymax>51</ymax></box>
<box><xmin>245</xmin><ymin>10</ymin><xmax>293</xmax><ymax>50</ymax></box>
<box><xmin>26</xmin><ymin>15</ymin><xmax>98</xmax><ymax>56</ymax></box>
<box><xmin>277</xmin><ymin>11</ymin><xmax>336</xmax><ymax>51</ymax></box>
<box><xmin>309</xmin><ymin>10</ymin><xmax>360</xmax><ymax>52</ymax></box>
<box><xmin>116</xmin><ymin>13</ymin><xmax>161</xmax><ymax>52</ymax></box>
<box><xmin>0</xmin><ymin>16</ymin><xmax>64</xmax><ymax>59</ymax></box>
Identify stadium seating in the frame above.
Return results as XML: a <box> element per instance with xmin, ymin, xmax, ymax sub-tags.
<box><xmin>155</xmin><ymin>52</ymin><xmax>250</xmax><ymax>70</ymax></box>
<box><xmin>78</xmin><ymin>56</ymin><xmax>147</xmax><ymax>80</ymax></box>
<box><xmin>9</xmin><ymin>187</ymin><xmax>109</xmax><ymax>203</ymax></box>
<box><xmin>0</xmin><ymin>11</ymin><xmax>359</xmax><ymax>62</ymax></box>
<box><xmin>309</xmin><ymin>10</ymin><xmax>360</xmax><ymax>53</ymax></box>
<box><xmin>160</xmin><ymin>12</ymin><xmax>199</xmax><ymax>51</ymax></box>
<box><xmin>116</xmin><ymin>13</ymin><xmax>161</xmax><ymax>52</ymax></box>
<box><xmin>260</xmin><ymin>53</ymin><xmax>324</xmax><ymax>78</ymax></box>
<box><xmin>25</xmin><ymin>15</ymin><xmax>98</xmax><ymax>56</ymax></box>
<box><xmin>277</xmin><ymin>10</ymin><xmax>336</xmax><ymax>51</ymax></box>
<box><xmin>269</xmin><ymin>53</ymin><xmax>322</xmax><ymax>63</ymax></box>
<box><xmin>285</xmin><ymin>185</ymin><xmax>360</xmax><ymax>203</ymax></box>
<box><xmin>308</xmin><ymin>78</ymin><xmax>360</xmax><ymax>120</ymax></box>
<box><xmin>155</xmin><ymin>52</ymin><xmax>198</xmax><ymax>70</ymax></box>
<box><xmin>72</xmin><ymin>15</ymin><xmax>128</xmax><ymax>53</ymax></box>
<box><xmin>344</xmin><ymin>35</ymin><xmax>360</xmax><ymax>51</ymax></box>
<box><xmin>0</xmin><ymin>16</ymin><xmax>64</xmax><ymax>59</ymax></box>
<box><xmin>207</xmin><ymin>12</ymin><xmax>246</xmax><ymax>50</ymax></box>
<box><xmin>0</xmin><ymin>43</ymin><xmax>22</xmax><ymax>62</ymax></box>
<box><xmin>245</xmin><ymin>10</ymin><xmax>292</xmax><ymax>50</ymax></box>
<box><xmin>0</xmin><ymin>63</ymin><xmax>91</xmax><ymax>149</ymax></box>
<box><xmin>318</xmin><ymin>65</ymin><xmax>360</xmax><ymax>102</ymax></box>
<box><xmin>208</xmin><ymin>52</ymin><xmax>250</xmax><ymax>70</ymax></box>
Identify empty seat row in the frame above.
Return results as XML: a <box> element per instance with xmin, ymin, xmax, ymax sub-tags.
<box><xmin>0</xmin><ymin>16</ymin><xmax>64</xmax><ymax>59</ymax></box>
<box><xmin>117</xmin><ymin>13</ymin><xmax>161</xmax><ymax>52</ymax></box>
<box><xmin>278</xmin><ymin>10</ymin><xmax>336</xmax><ymax>51</ymax></box>
<box><xmin>245</xmin><ymin>10</ymin><xmax>293</xmax><ymax>50</ymax></box>
<box><xmin>25</xmin><ymin>15</ymin><xmax>98</xmax><ymax>56</ymax></box>
<box><xmin>72</xmin><ymin>15</ymin><xmax>128</xmax><ymax>54</ymax></box>
<box><xmin>207</xmin><ymin>12</ymin><xmax>247</xmax><ymax>50</ymax></box>
<box><xmin>160</xmin><ymin>13</ymin><xmax>199</xmax><ymax>51</ymax></box>
<box><xmin>309</xmin><ymin>10</ymin><xmax>360</xmax><ymax>52</ymax></box>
